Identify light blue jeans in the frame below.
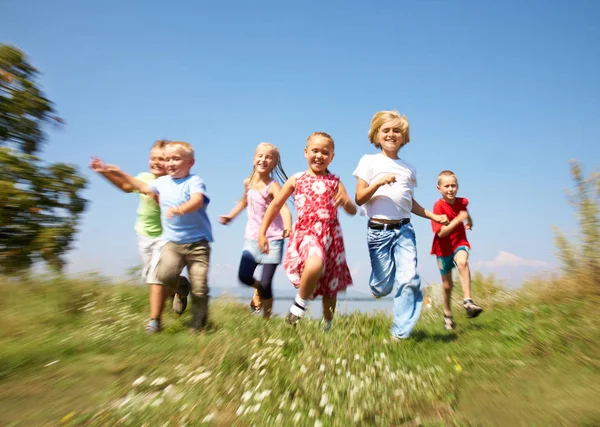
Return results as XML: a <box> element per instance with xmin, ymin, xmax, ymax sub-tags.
<box><xmin>367</xmin><ymin>223</ymin><xmax>423</xmax><ymax>338</ymax></box>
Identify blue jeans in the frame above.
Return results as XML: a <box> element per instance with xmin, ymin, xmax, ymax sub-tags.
<box><xmin>367</xmin><ymin>223</ymin><xmax>422</xmax><ymax>338</ymax></box>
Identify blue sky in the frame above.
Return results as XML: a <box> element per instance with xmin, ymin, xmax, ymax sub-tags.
<box><xmin>3</xmin><ymin>0</ymin><xmax>599</xmax><ymax>291</ymax></box>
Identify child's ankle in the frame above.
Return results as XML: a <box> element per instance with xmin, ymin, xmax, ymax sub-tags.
<box><xmin>290</xmin><ymin>295</ymin><xmax>307</xmax><ymax>317</ymax></box>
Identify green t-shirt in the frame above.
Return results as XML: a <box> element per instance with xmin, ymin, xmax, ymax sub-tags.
<box><xmin>134</xmin><ymin>172</ymin><xmax>162</xmax><ymax>238</ymax></box>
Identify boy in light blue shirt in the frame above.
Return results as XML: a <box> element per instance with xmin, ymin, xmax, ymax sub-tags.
<box><xmin>113</xmin><ymin>141</ymin><xmax>213</xmax><ymax>332</ymax></box>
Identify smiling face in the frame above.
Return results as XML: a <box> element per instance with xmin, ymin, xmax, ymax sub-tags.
<box><xmin>438</xmin><ymin>174</ymin><xmax>459</xmax><ymax>203</ymax></box>
<box><xmin>304</xmin><ymin>134</ymin><xmax>334</xmax><ymax>175</ymax></box>
<box><xmin>148</xmin><ymin>147</ymin><xmax>166</xmax><ymax>177</ymax></box>
<box><xmin>253</xmin><ymin>144</ymin><xmax>278</xmax><ymax>177</ymax></box>
<box><xmin>165</xmin><ymin>145</ymin><xmax>194</xmax><ymax>179</ymax></box>
<box><xmin>376</xmin><ymin>118</ymin><xmax>405</xmax><ymax>158</ymax></box>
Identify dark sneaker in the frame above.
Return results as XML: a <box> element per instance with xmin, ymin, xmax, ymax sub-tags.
<box><xmin>146</xmin><ymin>319</ymin><xmax>162</xmax><ymax>334</ymax></box>
<box><xmin>286</xmin><ymin>311</ymin><xmax>301</xmax><ymax>326</ymax></box>
<box><xmin>172</xmin><ymin>276</ymin><xmax>190</xmax><ymax>315</ymax></box>
<box><xmin>190</xmin><ymin>296</ymin><xmax>209</xmax><ymax>332</ymax></box>
<box><xmin>443</xmin><ymin>314</ymin><xmax>455</xmax><ymax>331</ymax></box>
<box><xmin>464</xmin><ymin>300</ymin><xmax>483</xmax><ymax>318</ymax></box>
<box><xmin>250</xmin><ymin>289</ymin><xmax>262</xmax><ymax>313</ymax></box>
<box><xmin>322</xmin><ymin>320</ymin><xmax>332</xmax><ymax>332</ymax></box>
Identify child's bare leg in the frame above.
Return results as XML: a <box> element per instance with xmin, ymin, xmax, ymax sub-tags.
<box><xmin>287</xmin><ymin>256</ymin><xmax>323</xmax><ymax>323</ymax></box>
<box><xmin>441</xmin><ymin>273</ymin><xmax>453</xmax><ymax>316</ymax></box>
<box><xmin>298</xmin><ymin>256</ymin><xmax>324</xmax><ymax>299</ymax></box>
<box><xmin>453</xmin><ymin>250</ymin><xmax>471</xmax><ymax>300</ymax></box>
<box><xmin>322</xmin><ymin>295</ymin><xmax>336</xmax><ymax>322</ymax></box>
<box><xmin>262</xmin><ymin>298</ymin><xmax>273</xmax><ymax>319</ymax></box>
<box><xmin>150</xmin><ymin>284</ymin><xmax>168</xmax><ymax>319</ymax></box>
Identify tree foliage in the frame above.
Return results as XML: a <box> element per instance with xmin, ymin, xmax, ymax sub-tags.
<box><xmin>553</xmin><ymin>160</ymin><xmax>600</xmax><ymax>291</ymax></box>
<box><xmin>0</xmin><ymin>44</ymin><xmax>87</xmax><ymax>274</ymax></box>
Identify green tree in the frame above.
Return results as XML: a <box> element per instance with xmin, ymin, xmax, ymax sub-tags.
<box><xmin>0</xmin><ymin>44</ymin><xmax>87</xmax><ymax>274</ymax></box>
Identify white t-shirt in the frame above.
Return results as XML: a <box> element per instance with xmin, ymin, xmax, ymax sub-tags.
<box><xmin>352</xmin><ymin>153</ymin><xmax>417</xmax><ymax>220</ymax></box>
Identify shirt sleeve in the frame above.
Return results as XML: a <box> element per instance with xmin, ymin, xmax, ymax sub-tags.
<box><xmin>148</xmin><ymin>175</ymin><xmax>160</xmax><ymax>194</ymax></box>
<box><xmin>190</xmin><ymin>176</ymin><xmax>210</xmax><ymax>204</ymax></box>
<box><xmin>462</xmin><ymin>197</ymin><xmax>469</xmax><ymax>209</ymax></box>
<box><xmin>352</xmin><ymin>155</ymin><xmax>371</xmax><ymax>183</ymax></box>
<box><xmin>431</xmin><ymin>201</ymin><xmax>443</xmax><ymax>234</ymax></box>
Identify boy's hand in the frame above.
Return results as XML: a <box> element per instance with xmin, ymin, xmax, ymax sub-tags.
<box><xmin>434</xmin><ymin>214</ymin><xmax>449</xmax><ymax>225</ymax></box>
<box><xmin>166</xmin><ymin>207</ymin><xmax>183</xmax><ymax>219</ymax></box>
<box><xmin>89</xmin><ymin>156</ymin><xmax>106</xmax><ymax>172</ymax></box>
<box><xmin>258</xmin><ymin>234</ymin><xmax>269</xmax><ymax>254</ymax></box>
<box><xmin>376</xmin><ymin>174</ymin><xmax>396</xmax><ymax>187</ymax></box>
<box><xmin>465</xmin><ymin>217</ymin><xmax>473</xmax><ymax>230</ymax></box>
<box><xmin>282</xmin><ymin>229</ymin><xmax>291</xmax><ymax>238</ymax></box>
<box><xmin>334</xmin><ymin>191</ymin><xmax>351</xmax><ymax>209</ymax></box>
<box><xmin>218</xmin><ymin>215</ymin><xmax>232</xmax><ymax>225</ymax></box>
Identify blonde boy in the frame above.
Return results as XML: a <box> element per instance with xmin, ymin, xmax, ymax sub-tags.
<box><xmin>112</xmin><ymin>141</ymin><xmax>213</xmax><ymax>332</ymax></box>
<box><xmin>431</xmin><ymin>170</ymin><xmax>482</xmax><ymax>330</ymax></box>
<box><xmin>353</xmin><ymin>111</ymin><xmax>449</xmax><ymax>340</ymax></box>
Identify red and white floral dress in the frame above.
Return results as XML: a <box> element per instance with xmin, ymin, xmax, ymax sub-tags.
<box><xmin>283</xmin><ymin>172</ymin><xmax>353</xmax><ymax>298</ymax></box>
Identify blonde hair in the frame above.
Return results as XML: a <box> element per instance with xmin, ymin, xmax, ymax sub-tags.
<box><xmin>247</xmin><ymin>142</ymin><xmax>289</xmax><ymax>186</ymax></box>
<box><xmin>368</xmin><ymin>110</ymin><xmax>410</xmax><ymax>148</ymax></box>
<box><xmin>166</xmin><ymin>141</ymin><xmax>194</xmax><ymax>158</ymax></box>
<box><xmin>151</xmin><ymin>139</ymin><xmax>169</xmax><ymax>150</ymax></box>
<box><xmin>437</xmin><ymin>170</ymin><xmax>458</xmax><ymax>185</ymax></box>
<box><xmin>307</xmin><ymin>131</ymin><xmax>335</xmax><ymax>148</ymax></box>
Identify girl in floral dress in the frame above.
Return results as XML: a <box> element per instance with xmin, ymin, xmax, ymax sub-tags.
<box><xmin>259</xmin><ymin>132</ymin><xmax>357</xmax><ymax>330</ymax></box>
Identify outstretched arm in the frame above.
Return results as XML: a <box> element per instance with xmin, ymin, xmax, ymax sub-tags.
<box><xmin>336</xmin><ymin>182</ymin><xmax>357</xmax><ymax>216</ymax></box>
<box><xmin>259</xmin><ymin>176</ymin><xmax>296</xmax><ymax>253</ymax></box>
<box><xmin>219</xmin><ymin>181</ymin><xmax>248</xmax><ymax>225</ymax></box>
<box><xmin>412</xmin><ymin>198</ymin><xmax>449</xmax><ymax>225</ymax></box>
<box><xmin>355</xmin><ymin>174</ymin><xmax>396</xmax><ymax>206</ymax></box>
<box><xmin>89</xmin><ymin>157</ymin><xmax>135</xmax><ymax>193</ymax></box>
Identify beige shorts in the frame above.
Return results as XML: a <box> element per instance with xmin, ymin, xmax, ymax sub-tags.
<box><xmin>157</xmin><ymin>240</ymin><xmax>211</xmax><ymax>297</ymax></box>
<box><xmin>137</xmin><ymin>234</ymin><xmax>166</xmax><ymax>284</ymax></box>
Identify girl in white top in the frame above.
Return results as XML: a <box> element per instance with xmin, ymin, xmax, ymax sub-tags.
<box><xmin>353</xmin><ymin>111</ymin><xmax>448</xmax><ymax>340</ymax></box>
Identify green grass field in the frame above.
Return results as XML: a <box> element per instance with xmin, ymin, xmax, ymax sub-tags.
<box><xmin>0</xmin><ymin>276</ymin><xmax>598</xmax><ymax>426</ymax></box>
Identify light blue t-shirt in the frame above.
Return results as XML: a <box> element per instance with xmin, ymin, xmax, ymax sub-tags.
<box><xmin>149</xmin><ymin>174</ymin><xmax>213</xmax><ymax>244</ymax></box>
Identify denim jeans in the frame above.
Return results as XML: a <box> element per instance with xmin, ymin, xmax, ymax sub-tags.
<box><xmin>367</xmin><ymin>223</ymin><xmax>422</xmax><ymax>338</ymax></box>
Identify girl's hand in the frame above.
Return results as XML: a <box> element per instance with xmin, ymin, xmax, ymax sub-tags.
<box><xmin>465</xmin><ymin>219</ymin><xmax>472</xmax><ymax>230</ymax></box>
<box><xmin>258</xmin><ymin>234</ymin><xmax>269</xmax><ymax>254</ymax></box>
<box><xmin>89</xmin><ymin>156</ymin><xmax>106</xmax><ymax>172</ymax></box>
<box><xmin>334</xmin><ymin>191</ymin><xmax>351</xmax><ymax>209</ymax></box>
<box><xmin>282</xmin><ymin>229</ymin><xmax>291</xmax><ymax>238</ymax></box>
<box><xmin>376</xmin><ymin>173</ymin><xmax>396</xmax><ymax>187</ymax></box>
<box><xmin>218</xmin><ymin>215</ymin><xmax>232</xmax><ymax>225</ymax></box>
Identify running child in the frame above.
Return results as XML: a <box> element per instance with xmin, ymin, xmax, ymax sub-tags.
<box><xmin>105</xmin><ymin>141</ymin><xmax>213</xmax><ymax>333</ymax></box>
<box><xmin>89</xmin><ymin>140</ymin><xmax>190</xmax><ymax>332</ymax></box>
<box><xmin>218</xmin><ymin>142</ymin><xmax>292</xmax><ymax>319</ymax></box>
<box><xmin>259</xmin><ymin>132</ymin><xmax>356</xmax><ymax>331</ymax></box>
<box><xmin>353</xmin><ymin>111</ymin><xmax>449</xmax><ymax>340</ymax></box>
<box><xmin>431</xmin><ymin>170</ymin><xmax>483</xmax><ymax>330</ymax></box>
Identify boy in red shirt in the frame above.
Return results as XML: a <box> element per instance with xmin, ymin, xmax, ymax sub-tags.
<box><xmin>431</xmin><ymin>170</ymin><xmax>483</xmax><ymax>330</ymax></box>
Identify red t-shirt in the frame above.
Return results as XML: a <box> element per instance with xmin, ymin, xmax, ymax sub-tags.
<box><xmin>431</xmin><ymin>197</ymin><xmax>470</xmax><ymax>257</ymax></box>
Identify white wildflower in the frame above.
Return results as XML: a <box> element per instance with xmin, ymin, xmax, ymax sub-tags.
<box><xmin>236</xmin><ymin>405</ymin><xmax>245</xmax><ymax>416</ymax></box>
<box><xmin>132</xmin><ymin>376</ymin><xmax>147</xmax><ymax>387</ymax></box>
<box><xmin>315</xmin><ymin>420</ymin><xmax>323</xmax><ymax>427</ymax></box>
<box><xmin>319</xmin><ymin>394</ymin><xmax>328</xmax><ymax>407</ymax></box>
<box><xmin>300</xmin><ymin>365</ymin><xmax>308</xmax><ymax>374</ymax></box>
<box><xmin>308</xmin><ymin>408</ymin><xmax>316</xmax><ymax>418</ymax></box>
<box><xmin>241</xmin><ymin>391</ymin><xmax>253</xmax><ymax>402</ymax></box>
<box><xmin>151</xmin><ymin>377</ymin><xmax>168</xmax><ymax>386</ymax></box>
<box><xmin>275</xmin><ymin>413</ymin><xmax>283</xmax><ymax>423</ymax></box>
<box><xmin>256</xmin><ymin>390</ymin><xmax>272</xmax><ymax>401</ymax></box>
<box><xmin>293</xmin><ymin>413</ymin><xmax>301</xmax><ymax>423</ymax></box>
<box><xmin>251</xmin><ymin>403</ymin><xmax>261</xmax><ymax>413</ymax></box>
<box><xmin>354</xmin><ymin>354</ymin><xmax>360</xmax><ymax>361</ymax></box>
<box><xmin>319</xmin><ymin>364</ymin><xmax>326</xmax><ymax>373</ymax></box>
<box><xmin>324</xmin><ymin>404</ymin><xmax>333</xmax><ymax>416</ymax></box>
<box><xmin>202</xmin><ymin>413</ymin><xmax>215</xmax><ymax>423</ymax></box>
<box><xmin>151</xmin><ymin>397</ymin><xmax>164</xmax><ymax>407</ymax></box>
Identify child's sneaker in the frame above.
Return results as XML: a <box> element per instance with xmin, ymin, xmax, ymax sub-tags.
<box><xmin>464</xmin><ymin>299</ymin><xmax>483</xmax><ymax>318</ymax></box>
<box><xmin>172</xmin><ymin>276</ymin><xmax>190</xmax><ymax>315</ymax></box>
<box><xmin>443</xmin><ymin>314</ymin><xmax>455</xmax><ymax>330</ymax></box>
<box><xmin>286</xmin><ymin>311</ymin><xmax>301</xmax><ymax>326</ymax></box>
<box><xmin>322</xmin><ymin>320</ymin><xmax>332</xmax><ymax>332</ymax></box>
<box><xmin>145</xmin><ymin>319</ymin><xmax>162</xmax><ymax>334</ymax></box>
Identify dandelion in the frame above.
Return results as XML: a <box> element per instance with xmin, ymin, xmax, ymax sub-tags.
<box><xmin>324</xmin><ymin>404</ymin><xmax>334</xmax><ymax>416</ymax></box>
<box><xmin>133</xmin><ymin>376</ymin><xmax>147</xmax><ymax>387</ymax></box>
